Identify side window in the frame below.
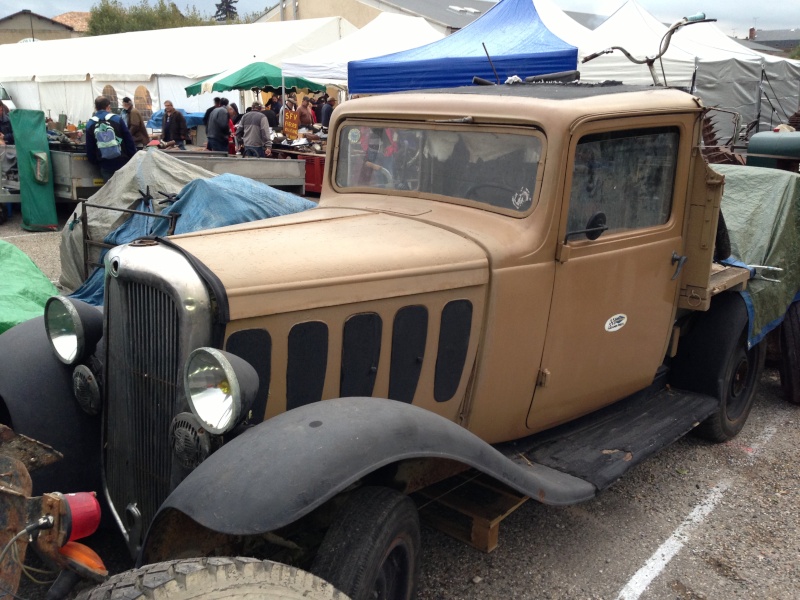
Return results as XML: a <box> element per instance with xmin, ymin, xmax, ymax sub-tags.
<box><xmin>567</xmin><ymin>127</ymin><xmax>679</xmax><ymax>235</ymax></box>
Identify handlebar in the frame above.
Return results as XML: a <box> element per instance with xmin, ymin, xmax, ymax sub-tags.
<box><xmin>581</xmin><ymin>14</ymin><xmax>717</xmax><ymax>86</ymax></box>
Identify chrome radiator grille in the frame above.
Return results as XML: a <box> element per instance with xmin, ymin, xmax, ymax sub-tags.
<box><xmin>104</xmin><ymin>277</ymin><xmax>182</xmax><ymax>541</ymax></box>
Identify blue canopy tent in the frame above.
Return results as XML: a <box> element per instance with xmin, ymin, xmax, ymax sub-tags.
<box><xmin>347</xmin><ymin>0</ymin><xmax>577</xmax><ymax>94</ymax></box>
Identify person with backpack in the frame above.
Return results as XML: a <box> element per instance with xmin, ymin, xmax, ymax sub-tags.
<box><xmin>85</xmin><ymin>96</ymin><xmax>136</xmax><ymax>182</ymax></box>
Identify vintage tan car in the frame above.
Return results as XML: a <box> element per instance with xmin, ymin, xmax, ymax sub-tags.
<box><xmin>2</xmin><ymin>82</ymin><xmax>798</xmax><ymax>600</ymax></box>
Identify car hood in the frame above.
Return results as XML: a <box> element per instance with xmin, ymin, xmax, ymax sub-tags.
<box><xmin>170</xmin><ymin>208</ymin><xmax>489</xmax><ymax>320</ymax></box>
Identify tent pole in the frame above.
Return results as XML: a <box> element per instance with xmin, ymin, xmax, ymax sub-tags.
<box><xmin>754</xmin><ymin>68</ymin><xmax>765</xmax><ymax>136</ymax></box>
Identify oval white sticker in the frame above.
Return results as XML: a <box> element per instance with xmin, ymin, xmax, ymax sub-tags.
<box><xmin>605</xmin><ymin>314</ymin><xmax>627</xmax><ymax>332</ymax></box>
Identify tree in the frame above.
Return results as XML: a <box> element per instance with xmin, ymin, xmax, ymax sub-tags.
<box><xmin>88</xmin><ymin>0</ymin><xmax>210</xmax><ymax>35</ymax></box>
<box><xmin>213</xmin><ymin>0</ymin><xmax>238</xmax><ymax>22</ymax></box>
<box><xmin>791</xmin><ymin>45</ymin><xmax>800</xmax><ymax>60</ymax></box>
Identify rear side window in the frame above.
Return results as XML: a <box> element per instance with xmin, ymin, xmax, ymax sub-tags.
<box><xmin>567</xmin><ymin>127</ymin><xmax>679</xmax><ymax>235</ymax></box>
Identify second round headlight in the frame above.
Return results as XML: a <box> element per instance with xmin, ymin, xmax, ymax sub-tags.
<box><xmin>184</xmin><ymin>348</ymin><xmax>259</xmax><ymax>435</ymax></box>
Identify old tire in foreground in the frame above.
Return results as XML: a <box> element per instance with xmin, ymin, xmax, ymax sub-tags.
<box><xmin>311</xmin><ymin>486</ymin><xmax>420</xmax><ymax>600</ymax></box>
<box><xmin>77</xmin><ymin>557</ymin><xmax>347</xmax><ymax>600</ymax></box>
<box><xmin>780</xmin><ymin>301</ymin><xmax>800</xmax><ymax>405</ymax></box>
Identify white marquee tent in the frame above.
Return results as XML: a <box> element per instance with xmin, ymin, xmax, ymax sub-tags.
<box><xmin>673</xmin><ymin>21</ymin><xmax>800</xmax><ymax>134</ymax></box>
<box><xmin>557</xmin><ymin>0</ymin><xmax>799</xmax><ymax>140</ymax></box>
<box><xmin>0</xmin><ymin>17</ymin><xmax>356</xmax><ymax>124</ymax></box>
<box><xmin>281</xmin><ymin>13</ymin><xmax>445</xmax><ymax>88</ymax></box>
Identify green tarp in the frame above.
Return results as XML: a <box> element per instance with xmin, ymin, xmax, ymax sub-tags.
<box><xmin>714</xmin><ymin>164</ymin><xmax>800</xmax><ymax>345</ymax></box>
<box><xmin>8</xmin><ymin>109</ymin><xmax>57</xmax><ymax>231</ymax></box>
<box><xmin>0</xmin><ymin>240</ymin><xmax>57</xmax><ymax>334</ymax></box>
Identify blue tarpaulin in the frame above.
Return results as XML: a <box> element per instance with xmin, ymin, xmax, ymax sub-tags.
<box><xmin>147</xmin><ymin>109</ymin><xmax>206</xmax><ymax>129</ymax></box>
<box><xmin>347</xmin><ymin>0</ymin><xmax>577</xmax><ymax>94</ymax></box>
<box><xmin>70</xmin><ymin>174</ymin><xmax>316</xmax><ymax>305</ymax></box>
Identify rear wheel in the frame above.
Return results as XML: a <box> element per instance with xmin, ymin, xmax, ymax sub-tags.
<box><xmin>779</xmin><ymin>302</ymin><xmax>800</xmax><ymax>405</ymax></box>
<box><xmin>77</xmin><ymin>557</ymin><xmax>346</xmax><ymax>600</ymax></box>
<box><xmin>696</xmin><ymin>336</ymin><xmax>765</xmax><ymax>442</ymax></box>
<box><xmin>671</xmin><ymin>293</ymin><xmax>764</xmax><ymax>442</ymax></box>
<box><xmin>311</xmin><ymin>486</ymin><xmax>420</xmax><ymax>600</ymax></box>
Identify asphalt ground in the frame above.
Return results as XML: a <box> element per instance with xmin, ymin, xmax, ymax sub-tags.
<box><xmin>3</xmin><ymin>203</ymin><xmax>798</xmax><ymax>599</ymax></box>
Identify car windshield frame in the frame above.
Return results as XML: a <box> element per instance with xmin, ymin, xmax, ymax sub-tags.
<box><xmin>331</xmin><ymin>119</ymin><xmax>545</xmax><ymax>218</ymax></box>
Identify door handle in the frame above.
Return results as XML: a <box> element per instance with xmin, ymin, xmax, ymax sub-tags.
<box><xmin>671</xmin><ymin>251</ymin><xmax>687</xmax><ymax>280</ymax></box>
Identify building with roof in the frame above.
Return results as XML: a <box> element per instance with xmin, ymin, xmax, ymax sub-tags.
<box><xmin>258</xmin><ymin>0</ymin><xmax>605</xmax><ymax>36</ymax></box>
<box><xmin>747</xmin><ymin>28</ymin><xmax>800</xmax><ymax>56</ymax></box>
<box><xmin>257</xmin><ymin>0</ymin><xmax>497</xmax><ymax>34</ymax></box>
<box><xmin>0</xmin><ymin>10</ymin><xmax>80</xmax><ymax>44</ymax></box>
<box><xmin>52</xmin><ymin>12</ymin><xmax>91</xmax><ymax>35</ymax></box>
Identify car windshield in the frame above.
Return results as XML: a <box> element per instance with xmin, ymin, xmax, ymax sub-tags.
<box><xmin>334</xmin><ymin>123</ymin><xmax>542</xmax><ymax>214</ymax></box>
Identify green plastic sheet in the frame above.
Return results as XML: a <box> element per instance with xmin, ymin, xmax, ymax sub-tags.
<box><xmin>0</xmin><ymin>240</ymin><xmax>58</xmax><ymax>334</ymax></box>
<box><xmin>8</xmin><ymin>109</ymin><xmax>57</xmax><ymax>232</ymax></box>
<box><xmin>714</xmin><ymin>164</ymin><xmax>800</xmax><ymax>345</ymax></box>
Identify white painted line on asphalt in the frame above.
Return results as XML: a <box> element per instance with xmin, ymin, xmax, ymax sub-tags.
<box><xmin>615</xmin><ymin>480</ymin><xmax>731</xmax><ymax>600</ymax></box>
<box><xmin>2</xmin><ymin>232</ymin><xmax>58</xmax><ymax>240</ymax></box>
<box><xmin>615</xmin><ymin>417</ymin><xmax>779</xmax><ymax>600</ymax></box>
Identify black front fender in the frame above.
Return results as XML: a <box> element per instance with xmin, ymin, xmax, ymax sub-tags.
<box><xmin>0</xmin><ymin>317</ymin><xmax>101</xmax><ymax>494</ymax></box>
<box><xmin>145</xmin><ymin>397</ymin><xmax>595</xmax><ymax>552</ymax></box>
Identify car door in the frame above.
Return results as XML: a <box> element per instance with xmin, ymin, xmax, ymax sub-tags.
<box><xmin>528</xmin><ymin>116</ymin><xmax>695</xmax><ymax>432</ymax></box>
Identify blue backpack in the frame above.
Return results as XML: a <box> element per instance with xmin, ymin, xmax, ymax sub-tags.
<box><xmin>91</xmin><ymin>114</ymin><xmax>123</xmax><ymax>160</ymax></box>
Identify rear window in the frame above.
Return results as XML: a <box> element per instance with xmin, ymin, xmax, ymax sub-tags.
<box><xmin>334</xmin><ymin>123</ymin><xmax>543</xmax><ymax>214</ymax></box>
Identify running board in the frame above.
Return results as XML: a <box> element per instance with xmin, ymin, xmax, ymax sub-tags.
<box><xmin>497</xmin><ymin>387</ymin><xmax>719</xmax><ymax>492</ymax></box>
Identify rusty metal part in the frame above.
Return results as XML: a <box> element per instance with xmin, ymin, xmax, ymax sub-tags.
<box><xmin>143</xmin><ymin>509</ymin><xmax>242</xmax><ymax>564</ymax></box>
<box><xmin>0</xmin><ymin>454</ymin><xmax>33</xmax><ymax>597</ymax></box>
<box><xmin>28</xmin><ymin>493</ymin><xmax>71</xmax><ymax>567</ymax></box>
<box><xmin>0</xmin><ymin>423</ymin><xmax>63</xmax><ymax>471</ymax></box>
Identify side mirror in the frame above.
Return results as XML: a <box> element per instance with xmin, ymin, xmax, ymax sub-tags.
<box><xmin>564</xmin><ymin>211</ymin><xmax>609</xmax><ymax>243</ymax></box>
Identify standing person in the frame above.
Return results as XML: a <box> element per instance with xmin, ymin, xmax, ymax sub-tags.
<box><xmin>271</xmin><ymin>94</ymin><xmax>283</xmax><ymax>117</ymax></box>
<box><xmin>312</xmin><ymin>95</ymin><xmax>326</xmax><ymax>123</ymax></box>
<box><xmin>237</xmin><ymin>101</ymin><xmax>272</xmax><ymax>158</ymax></box>
<box><xmin>85</xmin><ymin>95</ymin><xmax>136</xmax><ymax>181</ymax></box>
<box><xmin>228</xmin><ymin>103</ymin><xmax>242</xmax><ymax>126</ymax></box>
<box><xmin>207</xmin><ymin>97</ymin><xmax>230</xmax><ymax>152</ymax></box>
<box><xmin>160</xmin><ymin>101</ymin><xmax>188</xmax><ymax>150</ymax></box>
<box><xmin>321</xmin><ymin>96</ymin><xmax>337</xmax><ymax>127</ymax></box>
<box><xmin>121</xmin><ymin>97</ymin><xmax>149</xmax><ymax>148</ymax></box>
<box><xmin>228</xmin><ymin>103</ymin><xmax>242</xmax><ymax>154</ymax></box>
<box><xmin>280</xmin><ymin>96</ymin><xmax>296</xmax><ymax>129</ymax></box>
<box><xmin>0</xmin><ymin>101</ymin><xmax>14</xmax><ymax>145</ymax></box>
<box><xmin>263</xmin><ymin>98</ymin><xmax>279</xmax><ymax>129</ymax></box>
<box><xmin>298</xmin><ymin>96</ymin><xmax>315</xmax><ymax>127</ymax></box>
<box><xmin>203</xmin><ymin>97</ymin><xmax>221</xmax><ymax>128</ymax></box>
<box><xmin>202</xmin><ymin>97</ymin><xmax>221</xmax><ymax>149</ymax></box>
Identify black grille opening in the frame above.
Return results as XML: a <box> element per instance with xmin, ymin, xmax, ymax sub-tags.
<box><xmin>104</xmin><ymin>279</ymin><xmax>181</xmax><ymax>546</ymax></box>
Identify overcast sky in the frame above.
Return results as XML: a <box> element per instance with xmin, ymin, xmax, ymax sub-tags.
<box><xmin>5</xmin><ymin>0</ymin><xmax>800</xmax><ymax>39</ymax></box>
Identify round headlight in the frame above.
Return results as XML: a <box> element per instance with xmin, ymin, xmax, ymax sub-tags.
<box><xmin>44</xmin><ymin>297</ymin><xmax>103</xmax><ymax>365</ymax></box>
<box><xmin>184</xmin><ymin>348</ymin><xmax>259</xmax><ymax>435</ymax></box>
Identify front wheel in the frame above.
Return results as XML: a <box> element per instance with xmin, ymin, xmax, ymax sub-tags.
<box><xmin>77</xmin><ymin>557</ymin><xmax>347</xmax><ymax>600</ymax></box>
<box><xmin>311</xmin><ymin>486</ymin><xmax>420</xmax><ymax>600</ymax></box>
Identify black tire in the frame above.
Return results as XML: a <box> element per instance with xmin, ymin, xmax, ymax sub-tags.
<box><xmin>714</xmin><ymin>210</ymin><xmax>732</xmax><ymax>262</ymax></box>
<box><xmin>311</xmin><ymin>486</ymin><xmax>420</xmax><ymax>600</ymax></box>
<box><xmin>780</xmin><ymin>301</ymin><xmax>800</xmax><ymax>405</ymax></box>
<box><xmin>671</xmin><ymin>293</ymin><xmax>765</xmax><ymax>442</ymax></box>
<box><xmin>77</xmin><ymin>557</ymin><xmax>347</xmax><ymax>600</ymax></box>
<box><xmin>695</xmin><ymin>336</ymin><xmax>765</xmax><ymax>442</ymax></box>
